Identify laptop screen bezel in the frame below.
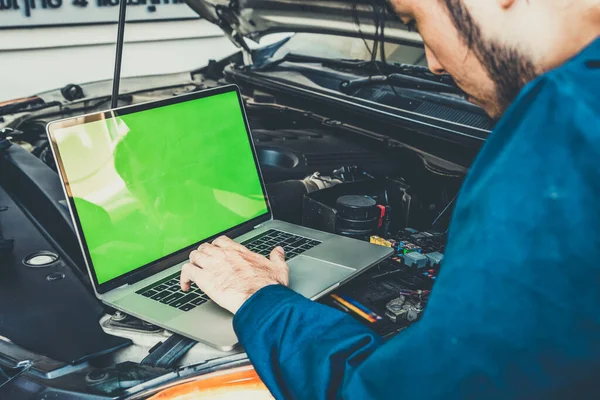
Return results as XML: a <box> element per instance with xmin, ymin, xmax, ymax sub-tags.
<box><xmin>47</xmin><ymin>85</ymin><xmax>273</xmax><ymax>295</ymax></box>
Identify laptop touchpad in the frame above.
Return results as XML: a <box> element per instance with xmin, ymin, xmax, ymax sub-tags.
<box><xmin>287</xmin><ymin>256</ymin><xmax>353</xmax><ymax>299</ymax></box>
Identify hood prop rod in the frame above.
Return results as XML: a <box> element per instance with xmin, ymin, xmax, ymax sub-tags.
<box><xmin>111</xmin><ymin>0</ymin><xmax>128</xmax><ymax>109</ymax></box>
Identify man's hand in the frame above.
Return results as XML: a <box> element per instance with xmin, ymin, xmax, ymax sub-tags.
<box><xmin>180</xmin><ymin>236</ymin><xmax>289</xmax><ymax>314</ymax></box>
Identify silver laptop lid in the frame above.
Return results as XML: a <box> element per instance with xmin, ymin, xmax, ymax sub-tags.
<box><xmin>46</xmin><ymin>85</ymin><xmax>272</xmax><ymax>295</ymax></box>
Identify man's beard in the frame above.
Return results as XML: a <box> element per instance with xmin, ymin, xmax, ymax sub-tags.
<box><xmin>443</xmin><ymin>0</ymin><xmax>539</xmax><ymax>118</ymax></box>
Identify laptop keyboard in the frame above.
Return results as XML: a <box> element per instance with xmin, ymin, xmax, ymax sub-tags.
<box><xmin>136</xmin><ymin>273</ymin><xmax>208</xmax><ymax>312</ymax></box>
<box><xmin>137</xmin><ymin>230</ymin><xmax>321</xmax><ymax>311</ymax></box>
<box><xmin>241</xmin><ymin>229</ymin><xmax>322</xmax><ymax>259</ymax></box>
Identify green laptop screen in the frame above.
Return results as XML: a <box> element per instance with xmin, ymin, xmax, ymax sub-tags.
<box><xmin>53</xmin><ymin>91</ymin><xmax>269</xmax><ymax>285</ymax></box>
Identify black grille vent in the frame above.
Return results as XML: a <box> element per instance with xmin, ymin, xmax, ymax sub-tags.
<box><xmin>414</xmin><ymin>101</ymin><xmax>493</xmax><ymax>130</ymax></box>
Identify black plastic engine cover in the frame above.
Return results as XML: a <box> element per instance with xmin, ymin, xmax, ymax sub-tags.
<box><xmin>0</xmin><ymin>145</ymin><xmax>85</xmax><ymax>270</ymax></box>
<box><xmin>253</xmin><ymin>128</ymin><xmax>397</xmax><ymax>182</ymax></box>
<box><xmin>0</xmin><ymin>183</ymin><xmax>130</xmax><ymax>364</ymax></box>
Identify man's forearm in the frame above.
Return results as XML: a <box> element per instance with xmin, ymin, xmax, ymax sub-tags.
<box><xmin>233</xmin><ymin>285</ymin><xmax>383</xmax><ymax>400</ymax></box>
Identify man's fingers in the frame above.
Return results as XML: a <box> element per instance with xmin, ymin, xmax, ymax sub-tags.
<box><xmin>269</xmin><ymin>246</ymin><xmax>286</xmax><ymax>265</ymax></box>
<box><xmin>197</xmin><ymin>242</ymin><xmax>212</xmax><ymax>251</ymax></box>
<box><xmin>189</xmin><ymin>249</ymin><xmax>220</xmax><ymax>271</ymax></box>
<box><xmin>212</xmin><ymin>236</ymin><xmax>246</xmax><ymax>251</ymax></box>
<box><xmin>180</xmin><ymin>263</ymin><xmax>203</xmax><ymax>291</ymax></box>
<box><xmin>189</xmin><ymin>249</ymin><xmax>205</xmax><ymax>267</ymax></box>
<box><xmin>269</xmin><ymin>246</ymin><xmax>289</xmax><ymax>286</ymax></box>
<box><xmin>196</xmin><ymin>242</ymin><xmax>223</xmax><ymax>257</ymax></box>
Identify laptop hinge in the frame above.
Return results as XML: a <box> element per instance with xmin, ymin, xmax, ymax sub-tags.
<box><xmin>255</xmin><ymin>214</ymin><xmax>274</xmax><ymax>229</ymax></box>
<box><xmin>113</xmin><ymin>283</ymin><xmax>129</xmax><ymax>292</ymax></box>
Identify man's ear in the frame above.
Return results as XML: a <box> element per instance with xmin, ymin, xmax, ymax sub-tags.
<box><xmin>498</xmin><ymin>0</ymin><xmax>516</xmax><ymax>10</ymax></box>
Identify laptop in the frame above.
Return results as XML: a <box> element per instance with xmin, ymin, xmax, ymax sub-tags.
<box><xmin>46</xmin><ymin>85</ymin><xmax>393</xmax><ymax>351</ymax></box>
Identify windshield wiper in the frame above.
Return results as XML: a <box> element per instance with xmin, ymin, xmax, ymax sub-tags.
<box><xmin>321</xmin><ymin>59</ymin><xmax>459</xmax><ymax>90</ymax></box>
<box><xmin>339</xmin><ymin>73</ymin><xmax>462</xmax><ymax>95</ymax></box>
<box><xmin>256</xmin><ymin>53</ymin><xmax>461</xmax><ymax>94</ymax></box>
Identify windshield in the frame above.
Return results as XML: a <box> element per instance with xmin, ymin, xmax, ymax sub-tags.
<box><xmin>270</xmin><ymin>33</ymin><xmax>427</xmax><ymax>66</ymax></box>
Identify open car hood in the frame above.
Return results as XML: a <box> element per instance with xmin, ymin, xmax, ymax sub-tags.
<box><xmin>185</xmin><ymin>0</ymin><xmax>423</xmax><ymax>48</ymax></box>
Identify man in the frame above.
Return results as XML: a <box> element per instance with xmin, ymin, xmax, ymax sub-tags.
<box><xmin>181</xmin><ymin>0</ymin><xmax>600</xmax><ymax>398</ymax></box>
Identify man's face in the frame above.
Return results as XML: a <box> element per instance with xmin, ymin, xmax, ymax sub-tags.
<box><xmin>389</xmin><ymin>0</ymin><xmax>539</xmax><ymax>119</ymax></box>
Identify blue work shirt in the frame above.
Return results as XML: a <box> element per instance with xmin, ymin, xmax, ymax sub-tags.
<box><xmin>233</xmin><ymin>37</ymin><xmax>600</xmax><ymax>399</ymax></box>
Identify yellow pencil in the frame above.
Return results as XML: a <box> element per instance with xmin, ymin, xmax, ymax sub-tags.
<box><xmin>331</xmin><ymin>294</ymin><xmax>377</xmax><ymax>323</ymax></box>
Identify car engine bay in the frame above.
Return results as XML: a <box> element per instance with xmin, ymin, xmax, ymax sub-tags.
<box><xmin>0</xmin><ymin>52</ymin><xmax>485</xmax><ymax>397</ymax></box>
